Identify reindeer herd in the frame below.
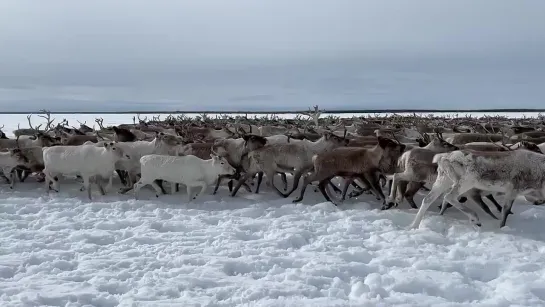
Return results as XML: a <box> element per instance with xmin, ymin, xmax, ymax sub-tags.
<box><xmin>2</xmin><ymin>110</ymin><xmax>545</xmax><ymax>230</ymax></box>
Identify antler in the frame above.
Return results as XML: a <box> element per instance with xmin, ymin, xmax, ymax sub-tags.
<box><xmin>389</xmin><ymin>131</ymin><xmax>401</xmax><ymax>144</ymax></box>
<box><xmin>137</xmin><ymin>114</ymin><xmax>148</xmax><ymax>124</ymax></box>
<box><xmin>60</xmin><ymin>118</ymin><xmax>69</xmax><ymax>127</ymax></box>
<box><xmin>77</xmin><ymin>120</ymin><xmax>87</xmax><ymax>126</ymax></box>
<box><xmin>482</xmin><ymin>122</ymin><xmax>513</xmax><ymax>151</ymax></box>
<box><xmin>0</xmin><ymin>124</ymin><xmax>4</xmax><ymax>130</ymax></box>
<box><xmin>27</xmin><ymin>114</ymin><xmax>43</xmax><ymax>132</ymax></box>
<box><xmin>37</xmin><ymin>109</ymin><xmax>55</xmax><ymax>132</ymax></box>
<box><xmin>95</xmin><ymin>117</ymin><xmax>105</xmax><ymax>130</ymax></box>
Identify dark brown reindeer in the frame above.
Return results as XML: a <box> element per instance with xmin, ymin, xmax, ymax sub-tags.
<box><xmin>113</xmin><ymin>126</ymin><xmax>137</xmax><ymax>142</ymax></box>
<box><xmin>292</xmin><ymin>136</ymin><xmax>406</xmax><ymax>206</ymax></box>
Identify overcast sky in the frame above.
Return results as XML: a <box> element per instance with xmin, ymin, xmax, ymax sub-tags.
<box><xmin>0</xmin><ymin>0</ymin><xmax>544</xmax><ymax>111</ymax></box>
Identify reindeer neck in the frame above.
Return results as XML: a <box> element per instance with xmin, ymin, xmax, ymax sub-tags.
<box><xmin>368</xmin><ymin>144</ymin><xmax>384</xmax><ymax>166</ymax></box>
<box><xmin>304</xmin><ymin>137</ymin><xmax>331</xmax><ymax>153</ymax></box>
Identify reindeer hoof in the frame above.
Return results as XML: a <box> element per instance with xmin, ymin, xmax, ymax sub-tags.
<box><xmin>381</xmin><ymin>202</ymin><xmax>395</xmax><ymax>210</ymax></box>
<box><xmin>156</xmin><ymin>194</ymin><xmax>159</xmax><ymax>198</ymax></box>
<box><xmin>475</xmin><ymin>222</ymin><xmax>482</xmax><ymax>227</ymax></box>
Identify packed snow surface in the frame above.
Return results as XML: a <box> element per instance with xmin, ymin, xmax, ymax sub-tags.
<box><xmin>1</xmin><ymin>177</ymin><xmax>545</xmax><ymax>307</ymax></box>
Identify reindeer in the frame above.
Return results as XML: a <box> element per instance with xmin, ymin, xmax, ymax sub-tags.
<box><xmin>410</xmin><ymin>149</ymin><xmax>545</xmax><ymax>229</ymax></box>
<box><xmin>230</xmin><ymin>132</ymin><xmax>349</xmax><ymax>197</ymax></box>
<box><xmin>292</xmin><ymin>136</ymin><xmax>406</xmax><ymax>206</ymax></box>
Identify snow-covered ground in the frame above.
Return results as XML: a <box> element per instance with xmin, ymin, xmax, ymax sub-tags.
<box><xmin>1</xmin><ymin>112</ymin><xmax>545</xmax><ymax>306</ymax></box>
<box><xmin>1</xmin><ymin>175</ymin><xmax>545</xmax><ymax>306</ymax></box>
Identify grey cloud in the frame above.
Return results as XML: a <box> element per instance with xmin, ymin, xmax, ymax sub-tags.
<box><xmin>0</xmin><ymin>0</ymin><xmax>544</xmax><ymax>111</ymax></box>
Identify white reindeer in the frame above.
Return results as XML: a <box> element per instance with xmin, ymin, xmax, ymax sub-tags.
<box><xmin>42</xmin><ymin>142</ymin><xmax>130</xmax><ymax>199</ymax></box>
<box><xmin>409</xmin><ymin>149</ymin><xmax>545</xmax><ymax>229</ymax></box>
<box><xmin>134</xmin><ymin>154</ymin><xmax>236</xmax><ymax>202</ymax></box>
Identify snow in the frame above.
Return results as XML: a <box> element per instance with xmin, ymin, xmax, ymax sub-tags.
<box><xmin>1</xmin><ymin>175</ymin><xmax>545</xmax><ymax>306</ymax></box>
<box><xmin>1</xmin><ymin>112</ymin><xmax>545</xmax><ymax>306</ymax></box>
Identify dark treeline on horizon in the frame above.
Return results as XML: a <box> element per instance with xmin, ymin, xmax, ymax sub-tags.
<box><xmin>1</xmin><ymin>108</ymin><xmax>545</xmax><ymax>115</ymax></box>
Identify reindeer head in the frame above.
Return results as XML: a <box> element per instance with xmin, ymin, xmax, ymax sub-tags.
<box><xmin>424</xmin><ymin>133</ymin><xmax>458</xmax><ymax>152</ymax></box>
<box><xmin>210</xmin><ymin>154</ymin><xmax>236</xmax><ymax>176</ymax></box>
<box><xmin>377</xmin><ymin>136</ymin><xmax>406</xmax><ymax>153</ymax></box>
<box><xmin>322</xmin><ymin>131</ymin><xmax>349</xmax><ymax>146</ymax></box>
<box><xmin>377</xmin><ymin>136</ymin><xmax>407</xmax><ymax>173</ymax></box>
<box><xmin>155</xmin><ymin>132</ymin><xmax>182</xmax><ymax>147</ymax></box>
<box><xmin>104</xmin><ymin>142</ymin><xmax>131</xmax><ymax>160</ymax></box>
<box><xmin>242</xmin><ymin>134</ymin><xmax>268</xmax><ymax>151</ymax></box>
<box><xmin>35</xmin><ymin>132</ymin><xmax>61</xmax><ymax>147</ymax></box>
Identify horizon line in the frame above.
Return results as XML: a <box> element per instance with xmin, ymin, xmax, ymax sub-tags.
<box><xmin>2</xmin><ymin>108</ymin><xmax>545</xmax><ymax>115</ymax></box>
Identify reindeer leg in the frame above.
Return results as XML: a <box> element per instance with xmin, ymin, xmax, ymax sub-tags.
<box><xmin>443</xmin><ymin>183</ymin><xmax>481</xmax><ymax>227</ymax></box>
<box><xmin>255</xmin><ymin>172</ymin><xmax>264</xmax><ymax>193</ymax></box>
<box><xmin>7</xmin><ymin>168</ymin><xmax>15</xmax><ymax>189</ymax></box>
<box><xmin>231</xmin><ymin>172</ymin><xmax>254</xmax><ymax>197</ymax></box>
<box><xmin>154</xmin><ymin>179</ymin><xmax>167</xmax><ymax>194</ymax></box>
<box><xmin>16</xmin><ymin>169</ymin><xmax>24</xmax><ymax>182</ymax></box>
<box><xmin>409</xmin><ymin>176</ymin><xmax>451</xmax><ymax>229</ymax></box>
<box><xmin>227</xmin><ymin>180</ymin><xmax>233</xmax><ymax>192</ymax></box>
<box><xmin>97</xmin><ymin>177</ymin><xmax>106</xmax><ymax>196</ymax></box>
<box><xmin>318</xmin><ymin>178</ymin><xmax>334</xmax><ymax>204</ymax></box>
<box><xmin>119</xmin><ymin>186</ymin><xmax>134</xmax><ymax>194</ymax></box>
<box><xmin>293</xmin><ymin>171</ymin><xmax>317</xmax><ymax>203</ymax></box>
<box><xmin>83</xmin><ymin>176</ymin><xmax>92</xmax><ymax>200</ymax></box>
<box><xmin>500</xmin><ymin>191</ymin><xmax>516</xmax><ymax>228</ymax></box>
<box><xmin>0</xmin><ymin>172</ymin><xmax>10</xmax><ymax>184</ymax></box>
<box><xmin>280</xmin><ymin>172</ymin><xmax>288</xmax><ymax>191</ymax></box>
<box><xmin>282</xmin><ymin>168</ymin><xmax>306</xmax><ymax>198</ymax></box>
<box><xmin>348</xmin><ymin>179</ymin><xmax>372</xmax><ymax>198</ymax></box>
<box><xmin>267</xmin><ymin>170</ymin><xmax>289</xmax><ymax>197</ymax></box>
<box><xmin>402</xmin><ymin>181</ymin><xmax>423</xmax><ymax>209</ymax></box>
<box><xmin>360</xmin><ymin>171</ymin><xmax>386</xmax><ymax>208</ymax></box>
<box><xmin>486</xmin><ymin>193</ymin><xmax>512</xmax><ymax>214</ymax></box>
<box><xmin>464</xmin><ymin>190</ymin><xmax>498</xmax><ymax>220</ymax></box>
<box><xmin>328</xmin><ymin>180</ymin><xmax>342</xmax><ymax>194</ymax></box>
<box><xmin>340</xmin><ymin>177</ymin><xmax>355</xmax><ymax>201</ymax></box>
<box><xmin>213</xmin><ymin>175</ymin><xmax>225</xmax><ymax>195</ymax></box>
<box><xmin>115</xmin><ymin>169</ymin><xmax>127</xmax><ymax>186</ymax></box>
